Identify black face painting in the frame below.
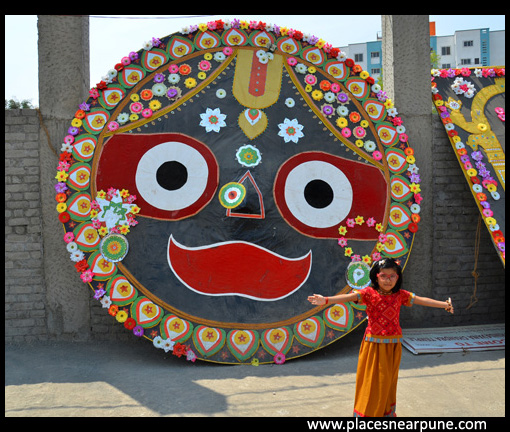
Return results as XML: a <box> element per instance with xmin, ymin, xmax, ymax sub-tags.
<box><xmin>55</xmin><ymin>19</ymin><xmax>422</xmax><ymax>364</ymax></box>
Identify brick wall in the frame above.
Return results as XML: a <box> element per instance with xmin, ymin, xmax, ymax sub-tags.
<box><xmin>5</xmin><ymin>109</ymin><xmax>47</xmax><ymax>341</ymax></box>
<box><xmin>4</xmin><ymin>110</ymin><xmax>505</xmax><ymax>343</ymax></box>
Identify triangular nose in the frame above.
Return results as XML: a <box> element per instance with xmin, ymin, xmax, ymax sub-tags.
<box><xmin>226</xmin><ymin>171</ymin><xmax>265</xmax><ymax>219</ymax></box>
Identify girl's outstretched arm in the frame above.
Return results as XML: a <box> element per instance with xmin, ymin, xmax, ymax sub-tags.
<box><xmin>414</xmin><ymin>296</ymin><xmax>454</xmax><ymax>314</ymax></box>
<box><xmin>307</xmin><ymin>292</ymin><xmax>359</xmax><ymax>306</ymax></box>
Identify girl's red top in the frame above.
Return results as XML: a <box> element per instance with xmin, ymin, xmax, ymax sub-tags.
<box><xmin>355</xmin><ymin>286</ymin><xmax>415</xmax><ymax>343</ymax></box>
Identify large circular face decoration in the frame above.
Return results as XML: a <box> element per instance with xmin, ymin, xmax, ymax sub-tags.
<box><xmin>55</xmin><ymin>19</ymin><xmax>423</xmax><ymax>364</ymax></box>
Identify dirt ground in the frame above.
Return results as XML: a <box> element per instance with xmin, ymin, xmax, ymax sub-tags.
<box><xmin>5</xmin><ymin>325</ymin><xmax>505</xmax><ymax>418</ymax></box>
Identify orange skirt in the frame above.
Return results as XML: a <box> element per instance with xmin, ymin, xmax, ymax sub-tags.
<box><xmin>353</xmin><ymin>339</ymin><xmax>402</xmax><ymax>417</ymax></box>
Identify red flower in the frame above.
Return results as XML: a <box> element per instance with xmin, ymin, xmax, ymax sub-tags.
<box><xmin>329</xmin><ymin>47</ymin><xmax>339</xmax><ymax>58</ymax></box>
<box><xmin>59</xmin><ymin>151</ymin><xmax>72</xmax><ymax>162</ymax></box>
<box><xmin>74</xmin><ymin>259</ymin><xmax>89</xmax><ymax>273</ymax></box>
<box><xmin>292</xmin><ymin>30</ymin><xmax>303</xmax><ymax>41</ymax></box>
<box><xmin>58</xmin><ymin>212</ymin><xmax>70</xmax><ymax>223</ymax></box>
<box><xmin>173</xmin><ymin>342</ymin><xmax>188</xmax><ymax>358</ymax></box>
<box><xmin>124</xmin><ymin>318</ymin><xmax>136</xmax><ymax>330</ymax></box>
<box><xmin>345</xmin><ymin>58</ymin><xmax>355</xmax><ymax>68</ymax></box>
<box><xmin>366</xmin><ymin>77</ymin><xmax>375</xmax><ymax>85</ymax></box>
<box><xmin>215</xmin><ymin>20</ymin><xmax>224</xmax><ymax>31</ymax></box>
<box><xmin>114</xmin><ymin>63</ymin><xmax>124</xmax><ymax>72</ymax></box>
<box><xmin>96</xmin><ymin>80</ymin><xmax>108</xmax><ymax>90</ymax></box>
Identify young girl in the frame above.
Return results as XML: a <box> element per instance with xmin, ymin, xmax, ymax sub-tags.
<box><xmin>307</xmin><ymin>258</ymin><xmax>453</xmax><ymax>417</ymax></box>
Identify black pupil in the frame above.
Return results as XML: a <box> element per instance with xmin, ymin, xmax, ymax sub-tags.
<box><xmin>304</xmin><ymin>179</ymin><xmax>334</xmax><ymax>209</ymax></box>
<box><xmin>156</xmin><ymin>161</ymin><xmax>188</xmax><ymax>191</ymax></box>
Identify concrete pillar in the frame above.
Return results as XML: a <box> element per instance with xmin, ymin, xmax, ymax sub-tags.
<box><xmin>38</xmin><ymin>15</ymin><xmax>91</xmax><ymax>339</ymax></box>
<box><xmin>381</xmin><ymin>16</ymin><xmax>434</xmax><ymax>325</ymax></box>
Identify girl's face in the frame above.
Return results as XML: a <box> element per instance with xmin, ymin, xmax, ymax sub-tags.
<box><xmin>377</xmin><ymin>268</ymin><xmax>399</xmax><ymax>293</ymax></box>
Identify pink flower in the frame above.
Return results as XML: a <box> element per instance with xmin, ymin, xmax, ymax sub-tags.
<box><xmin>372</xmin><ymin>151</ymin><xmax>382</xmax><ymax>161</ymax></box>
<box><xmin>222</xmin><ymin>47</ymin><xmax>233</xmax><ymax>56</ymax></box>
<box><xmin>63</xmin><ymin>232</ymin><xmax>74</xmax><ymax>243</ymax></box>
<box><xmin>371</xmin><ymin>252</ymin><xmax>382</xmax><ymax>262</ymax></box>
<box><xmin>274</xmin><ymin>352</ymin><xmax>286</xmax><ymax>365</ymax></box>
<box><xmin>338</xmin><ymin>237</ymin><xmax>348</xmax><ymax>247</ymax></box>
<box><xmin>346</xmin><ymin>218</ymin><xmax>355</xmax><ymax>228</ymax></box>
<box><xmin>366</xmin><ymin>217</ymin><xmax>376</xmax><ymax>227</ymax></box>
<box><xmin>378</xmin><ymin>233</ymin><xmax>387</xmax><ymax>243</ymax></box>
<box><xmin>80</xmin><ymin>269</ymin><xmax>94</xmax><ymax>283</ymax></box>
<box><xmin>414</xmin><ymin>193</ymin><xmax>423</xmax><ymax>205</ymax></box>
<box><xmin>287</xmin><ymin>57</ymin><xmax>297</xmax><ymax>66</ymax></box>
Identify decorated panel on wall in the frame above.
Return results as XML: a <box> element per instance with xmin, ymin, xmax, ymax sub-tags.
<box><xmin>431</xmin><ymin>66</ymin><xmax>505</xmax><ymax>266</ymax></box>
<box><xmin>54</xmin><ymin>19</ymin><xmax>424</xmax><ymax>364</ymax></box>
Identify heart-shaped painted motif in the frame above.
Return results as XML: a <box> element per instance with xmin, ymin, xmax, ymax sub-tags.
<box><xmin>261</xmin><ymin>326</ymin><xmax>293</xmax><ymax>356</ymax></box>
<box><xmin>238</xmin><ymin>109</ymin><xmax>268</xmax><ymax>140</ymax></box>
<box><xmin>107</xmin><ymin>275</ymin><xmax>138</xmax><ymax>306</ymax></box>
<box><xmin>227</xmin><ymin>329</ymin><xmax>260</xmax><ymax>362</ymax></box>
<box><xmin>192</xmin><ymin>325</ymin><xmax>226</xmax><ymax>357</ymax></box>
<box><xmin>388</xmin><ymin>203</ymin><xmax>412</xmax><ymax>230</ymax></box>
<box><xmin>377</xmin><ymin>122</ymin><xmax>399</xmax><ymax>146</ymax></box>
<box><xmin>383</xmin><ymin>230</ymin><xmax>409</xmax><ymax>257</ymax></box>
<box><xmin>294</xmin><ymin>317</ymin><xmax>325</xmax><ymax>348</ymax></box>
<box><xmin>160</xmin><ymin>314</ymin><xmax>193</xmax><ymax>342</ymax></box>
<box><xmin>323</xmin><ymin>304</ymin><xmax>354</xmax><ymax>332</ymax></box>
<box><xmin>87</xmin><ymin>251</ymin><xmax>117</xmax><ymax>281</ymax></box>
<box><xmin>131</xmin><ymin>297</ymin><xmax>163</xmax><ymax>328</ymax></box>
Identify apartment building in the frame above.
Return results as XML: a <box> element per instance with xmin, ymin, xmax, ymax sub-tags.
<box><xmin>338</xmin><ymin>25</ymin><xmax>505</xmax><ymax>81</ymax></box>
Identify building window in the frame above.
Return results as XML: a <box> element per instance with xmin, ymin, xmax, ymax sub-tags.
<box><xmin>354</xmin><ymin>53</ymin><xmax>363</xmax><ymax>62</ymax></box>
<box><xmin>463</xmin><ymin>40</ymin><xmax>474</xmax><ymax>47</ymax></box>
<box><xmin>441</xmin><ymin>63</ymin><xmax>451</xmax><ymax>69</ymax></box>
<box><xmin>371</xmin><ymin>68</ymin><xmax>380</xmax><ymax>75</ymax></box>
<box><xmin>474</xmin><ymin>58</ymin><xmax>480</xmax><ymax>64</ymax></box>
<box><xmin>371</xmin><ymin>52</ymin><xmax>380</xmax><ymax>59</ymax></box>
<box><xmin>461</xmin><ymin>58</ymin><xmax>472</xmax><ymax>65</ymax></box>
<box><xmin>441</xmin><ymin>46</ymin><xmax>451</xmax><ymax>56</ymax></box>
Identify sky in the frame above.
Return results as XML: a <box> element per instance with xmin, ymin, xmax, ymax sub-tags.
<box><xmin>5</xmin><ymin>14</ymin><xmax>505</xmax><ymax>107</ymax></box>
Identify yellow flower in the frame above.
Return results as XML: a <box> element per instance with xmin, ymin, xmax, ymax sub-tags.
<box><xmin>307</xmin><ymin>66</ymin><xmax>316</xmax><ymax>74</ymax></box>
<box><xmin>355</xmin><ymin>140</ymin><xmax>364</xmax><ymax>148</ymax></box>
<box><xmin>90</xmin><ymin>209</ymin><xmax>98</xmax><ymax>218</ymax></box>
<box><xmin>240</xmin><ymin>20</ymin><xmax>249</xmax><ymax>30</ymax></box>
<box><xmin>251</xmin><ymin>358</ymin><xmax>260</xmax><ymax>366</ymax></box>
<box><xmin>130</xmin><ymin>93</ymin><xmax>140</xmax><ymax>102</ymax></box>
<box><xmin>98</xmin><ymin>226</ymin><xmax>108</xmax><ymax>236</ymax></box>
<box><xmin>184</xmin><ymin>77</ymin><xmax>197</xmax><ymax>89</ymax></box>
<box><xmin>376</xmin><ymin>242</ymin><xmax>385</xmax><ymax>252</ymax></box>
<box><xmin>149</xmin><ymin>100</ymin><xmax>161</xmax><ymax>111</ymax></box>
<box><xmin>360</xmin><ymin>71</ymin><xmax>370</xmax><ymax>79</ymax></box>
<box><xmin>375</xmin><ymin>223</ymin><xmax>384</xmax><ymax>232</ymax></box>
<box><xmin>338</xmin><ymin>225</ymin><xmax>348</xmax><ymax>235</ymax></box>
<box><xmin>362</xmin><ymin>255</ymin><xmax>372</xmax><ymax>264</ymax></box>
<box><xmin>129</xmin><ymin>114</ymin><xmax>139</xmax><ymax>122</ymax></box>
<box><xmin>119</xmin><ymin>224</ymin><xmax>130</xmax><ymax>235</ymax></box>
<box><xmin>305</xmin><ymin>84</ymin><xmax>313</xmax><ymax>93</ymax></box>
<box><xmin>204</xmin><ymin>52</ymin><xmax>213</xmax><ymax>60</ymax></box>
<box><xmin>56</xmin><ymin>203</ymin><xmax>67</xmax><ymax>213</ymax></box>
<box><xmin>130</xmin><ymin>205</ymin><xmax>140</xmax><ymax>215</ymax></box>
<box><xmin>198</xmin><ymin>23</ymin><xmax>208</xmax><ymax>32</ymax></box>
<box><xmin>360</xmin><ymin>120</ymin><xmax>369</xmax><ymax>128</ymax></box>
<box><xmin>406</xmin><ymin>155</ymin><xmax>416</xmax><ymax>164</ymax></box>
<box><xmin>97</xmin><ymin>190</ymin><xmax>106</xmax><ymax>199</ymax></box>
<box><xmin>315</xmin><ymin>39</ymin><xmax>326</xmax><ymax>49</ymax></box>
<box><xmin>197</xmin><ymin>71</ymin><xmax>206</xmax><ymax>80</ymax></box>
<box><xmin>55</xmin><ymin>171</ymin><xmax>69</xmax><ymax>182</ymax></box>
<box><xmin>336</xmin><ymin>117</ymin><xmax>348</xmax><ymax>128</ymax></box>
<box><xmin>120</xmin><ymin>189</ymin><xmax>130</xmax><ymax>198</ymax></box>
<box><xmin>116</xmin><ymin>310</ymin><xmax>128</xmax><ymax>323</ymax></box>
<box><xmin>410</xmin><ymin>183</ymin><xmax>421</xmax><ymax>193</ymax></box>
<box><xmin>279</xmin><ymin>26</ymin><xmax>288</xmax><ymax>36</ymax></box>
<box><xmin>355</xmin><ymin>215</ymin><xmax>364</xmax><ymax>225</ymax></box>
<box><xmin>384</xmin><ymin>98</ymin><xmax>394</xmax><ymax>109</ymax></box>
<box><xmin>311</xmin><ymin>90</ymin><xmax>323</xmax><ymax>101</ymax></box>
<box><xmin>71</xmin><ymin>118</ymin><xmax>82</xmax><ymax>128</ymax></box>
<box><xmin>344</xmin><ymin>247</ymin><xmax>353</xmax><ymax>257</ymax></box>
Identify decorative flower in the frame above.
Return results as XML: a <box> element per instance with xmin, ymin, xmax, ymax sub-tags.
<box><xmin>186</xmin><ymin>349</ymin><xmax>197</xmax><ymax>362</ymax></box>
<box><xmin>338</xmin><ymin>237</ymin><xmax>347</xmax><ymax>247</ymax></box>
<box><xmin>55</xmin><ymin>171</ymin><xmax>69</xmax><ymax>182</ymax></box>
<box><xmin>216</xmin><ymin>89</ymin><xmax>226</xmax><ymax>99</ymax></box>
<box><xmin>162</xmin><ymin>338</ymin><xmax>175</xmax><ymax>353</ymax></box>
<box><xmin>116</xmin><ymin>310</ymin><xmax>128</xmax><ymax>323</ymax></box>
<box><xmin>124</xmin><ymin>317</ymin><xmax>136</xmax><ymax>330</ymax></box>
<box><xmin>344</xmin><ymin>247</ymin><xmax>353</xmax><ymax>257</ymax></box>
<box><xmin>274</xmin><ymin>352</ymin><xmax>286</xmax><ymax>365</ymax></box>
<box><xmin>80</xmin><ymin>269</ymin><xmax>94</xmax><ymax>283</ymax></box>
<box><xmin>199</xmin><ymin>108</ymin><xmax>227</xmax><ymax>133</ymax></box>
<box><xmin>153</xmin><ymin>335</ymin><xmax>164</xmax><ymax>349</ymax></box>
<box><xmin>184</xmin><ymin>77</ymin><xmax>197</xmax><ymax>88</ymax></box>
<box><xmin>133</xmin><ymin>325</ymin><xmax>144</xmax><ymax>337</ymax></box>
<box><xmin>285</xmin><ymin>98</ymin><xmax>295</xmax><ymax>108</ymax></box>
<box><xmin>278</xmin><ymin>118</ymin><xmax>304</xmax><ymax>144</ymax></box>
<box><xmin>355</xmin><ymin>215</ymin><xmax>364</xmax><ymax>225</ymax></box>
<box><xmin>236</xmin><ymin>144</ymin><xmax>262</xmax><ymax>167</ymax></box>
<box><xmin>338</xmin><ymin>225</ymin><xmax>347</xmax><ymax>236</ymax></box>
<box><xmin>108</xmin><ymin>304</ymin><xmax>119</xmax><ymax>317</ymax></box>
<box><xmin>70</xmin><ymin>250</ymin><xmax>85</xmax><ymax>263</ymax></box>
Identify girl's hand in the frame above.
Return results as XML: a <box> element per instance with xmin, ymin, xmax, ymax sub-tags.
<box><xmin>307</xmin><ymin>294</ymin><xmax>326</xmax><ymax>306</ymax></box>
<box><xmin>445</xmin><ymin>297</ymin><xmax>454</xmax><ymax>314</ymax></box>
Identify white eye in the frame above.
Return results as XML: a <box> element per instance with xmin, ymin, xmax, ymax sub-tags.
<box><xmin>135</xmin><ymin>141</ymin><xmax>211</xmax><ymax>212</ymax></box>
<box><xmin>282</xmin><ymin>160</ymin><xmax>353</xmax><ymax>228</ymax></box>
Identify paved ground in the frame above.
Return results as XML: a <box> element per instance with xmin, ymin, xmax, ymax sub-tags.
<box><xmin>5</xmin><ymin>325</ymin><xmax>505</xmax><ymax>417</ymax></box>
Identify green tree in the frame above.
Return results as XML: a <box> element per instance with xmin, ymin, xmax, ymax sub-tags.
<box><xmin>5</xmin><ymin>98</ymin><xmax>36</xmax><ymax>109</ymax></box>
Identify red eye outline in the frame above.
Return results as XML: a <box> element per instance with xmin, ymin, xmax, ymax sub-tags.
<box><xmin>273</xmin><ymin>151</ymin><xmax>388</xmax><ymax>239</ymax></box>
<box><xmin>94</xmin><ymin>133</ymin><xmax>219</xmax><ymax>221</ymax></box>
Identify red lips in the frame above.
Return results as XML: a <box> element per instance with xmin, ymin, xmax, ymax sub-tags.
<box><xmin>167</xmin><ymin>235</ymin><xmax>312</xmax><ymax>301</ymax></box>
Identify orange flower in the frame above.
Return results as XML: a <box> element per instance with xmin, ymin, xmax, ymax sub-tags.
<box><xmin>349</xmin><ymin>112</ymin><xmax>361</xmax><ymax>123</ymax></box>
<box><xmin>179</xmin><ymin>64</ymin><xmax>191</xmax><ymax>75</ymax></box>
<box><xmin>319</xmin><ymin>80</ymin><xmax>331</xmax><ymax>91</ymax></box>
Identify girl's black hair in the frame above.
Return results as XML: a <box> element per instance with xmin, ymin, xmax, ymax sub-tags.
<box><xmin>369</xmin><ymin>257</ymin><xmax>403</xmax><ymax>293</ymax></box>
